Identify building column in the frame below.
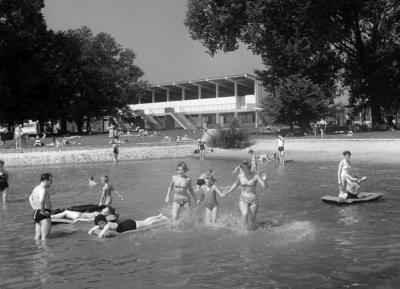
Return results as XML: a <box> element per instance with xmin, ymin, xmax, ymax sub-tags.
<box><xmin>216</xmin><ymin>83</ymin><xmax>219</xmax><ymax>98</ymax></box>
<box><xmin>254</xmin><ymin>81</ymin><xmax>259</xmax><ymax>129</ymax></box>
<box><xmin>151</xmin><ymin>90</ymin><xmax>155</xmax><ymax>103</ymax></box>
<box><xmin>234</xmin><ymin>81</ymin><xmax>238</xmax><ymax>118</ymax></box>
<box><xmin>166</xmin><ymin>89</ymin><xmax>170</xmax><ymax>102</ymax></box>
<box><xmin>182</xmin><ymin>88</ymin><xmax>185</xmax><ymax>100</ymax></box>
<box><xmin>216</xmin><ymin>113</ymin><xmax>220</xmax><ymax>128</ymax></box>
<box><xmin>198</xmin><ymin>86</ymin><xmax>202</xmax><ymax>99</ymax></box>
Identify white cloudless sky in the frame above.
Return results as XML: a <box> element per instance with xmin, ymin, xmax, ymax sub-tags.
<box><xmin>43</xmin><ymin>0</ymin><xmax>264</xmax><ymax>84</ymax></box>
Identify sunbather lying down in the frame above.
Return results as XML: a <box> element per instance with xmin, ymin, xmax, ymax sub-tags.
<box><xmin>51</xmin><ymin>205</ymin><xmax>118</xmax><ymax>224</ymax></box>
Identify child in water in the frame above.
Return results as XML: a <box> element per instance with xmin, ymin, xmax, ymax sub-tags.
<box><xmin>198</xmin><ymin>175</ymin><xmax>224</xmax><ymax>224</ymax></box>
<box><xmin>337</xmin><ymin>151</ymin><xmax>366</xmax><ymax>199</ymax></box>
<box><xmin>196</xmin><ymin>169</ymin><xmax>213</xmax><ymax>191</ymax></box>
<box><xmin>88</xmin><ymin>176</ymin><xmax>97</xmax><ymax>187</ymax></box>
<box><xmin>88</xmin><ymin>213</ymin><xmax>168</xmax><ymax>238</ymax></box>
<box><xmin>0</xmin><ymin>160</ymin><xmax>9</xmax><ymax>203</ymax></box>
<box><xmin>98</xmin><ymin>176</ymin><xmax>123</xmax><ymax>206</ymax></box>
<box><xmin>112</xmin><ymin>143</ymin><xmax>119</xmax><ymax>163</ymax></box>
<box><xmin>165</xmin><ymin>161</ymin><xmax>199</xmax><ymax>221</ymax></box>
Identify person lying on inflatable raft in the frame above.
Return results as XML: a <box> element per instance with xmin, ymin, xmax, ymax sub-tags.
<box><xmin>88</xmin><ymin>213</ymin><xmax>168</xmax><ymax>238</ymax></box>
<box><xmin>51</xmin><ymin>205</ymin><xmax>118</xmax><ymax>223</ymax></box>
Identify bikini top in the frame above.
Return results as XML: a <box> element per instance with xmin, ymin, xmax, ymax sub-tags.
<box><xmin>240</xmin><ymin>176</ymin><xmax>258</xmax><ymax>187</ymax></box>
<box><xmin>174</xmin><ymin>176</ymin><xmax>189</xmax><ymax>189</ymax></box>
<box><xmin>342</xmin><ymin>160</ymin><xmax>351</xmax><ymax>170</ymax></box>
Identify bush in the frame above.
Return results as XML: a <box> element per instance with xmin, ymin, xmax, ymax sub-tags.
<box><xmin>208</xmin><ymin>121</ymin><xmax>251</xmax><ymax>149</ymax></box>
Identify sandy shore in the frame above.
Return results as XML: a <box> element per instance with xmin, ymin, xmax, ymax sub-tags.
<box><xmin>0</xmin><ymin>138</ymin><xmax>399</xmax><ymax>167</ymax></box>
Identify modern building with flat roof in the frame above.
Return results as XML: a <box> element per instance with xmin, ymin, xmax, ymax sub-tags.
<box><xmin>129</xmin><ymin>73</ymin><xmax>269</xmax><ymax>130</ymax></box>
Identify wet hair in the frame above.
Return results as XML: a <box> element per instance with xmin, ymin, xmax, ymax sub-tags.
<box><xmin>248</xmin><ymin>149</ymin><xmax>254</xmax><ymax>154</ymax></box>
<box><xmin>103</xmin><ymin>175</ymin><xmax>109</xmax><ymax>181</ymax></box>
<box><xmin>94</xmin><ymin>214</ymin><xmax>108</xmax><ymax>225</ymax></box>
<box><xmin>205</xmin><ymin>175</ymin><xmax>216</xmax><ymax>182</ymax></box>
<box><xmin>240</xmin><ymin>160</ymin><xmax>252</xmax><ymax>170</ymax></box>
<box><xmin>343</xmin><ymin>151</ymin><xmax>351</xmax><ymax>156</ymax></box>
<box><xmin>176</xmin><ymin>161</ymin><xmax>188</xmax><ymax>172</ymax></box>
<box><xmin>0</xmin><ymin>160</ymin><xmax>4</xmax><ymax>166</ymax></box>
<box><xmin>40</xmin><ymin>173</ymin><xmax>53</xmax><ymax>181</ymax></box>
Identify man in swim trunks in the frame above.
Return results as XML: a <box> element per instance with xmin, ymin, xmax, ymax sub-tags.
<box><xmin>88</xmin><ymin>213</ymin><xmax>168</xmax><ymax>238</ymax></box>
<box><xmin>277</xmin><ymin>135</ymin><xmax>285</xmax><ymax>164</ymax></box>
<box><xmin>98</xmin><ymin>176</ymin><xmax>124</xmax><ymax>206</ymax></box>
<box><xmin>224</xmin><ymin>161</ymin><xmax>267</xmax><ymax>230</ymax></box>
<box><xmin>29</xmin><ymin>173</ymin><xmax>53</xmax><ymax>240</ymax></box>
<box><xmin>0</xmin><ymin>160</ymin><xmax>9</xmax><ymax>203</ymax></box>
<box><xmin>248</xmin><ymin>149</ymin><xmax>257</xmax><ymax>173</ymax></box>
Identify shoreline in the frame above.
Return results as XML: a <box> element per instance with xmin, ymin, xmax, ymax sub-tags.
<box><xmin>1</xmin><ymin>138</ymin><xmax>400</xmax><ymax>167</ymax></box>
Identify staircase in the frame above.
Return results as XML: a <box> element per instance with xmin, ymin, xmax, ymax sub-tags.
<box><xmin>165</xmin><ymin>108</ymin><xmax>196</xmax><ymax>130</ymax></box>
<box><xmin>135</xmin><ymin>110</ymin><xmax>163</xmax><ymax>130</ymax></box>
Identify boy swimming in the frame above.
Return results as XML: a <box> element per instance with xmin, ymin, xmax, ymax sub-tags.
<box><xmin>198</xmin><ymin>175</ymin><xmax>224</xmax><ymax>224</ymax></box>
<box><xmin>98</xmin><ymin>176</ymin><xmax>124</xmax><ymax>206</ymax></box>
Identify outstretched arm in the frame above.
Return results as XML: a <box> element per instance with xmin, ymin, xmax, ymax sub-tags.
<box><xmin>112</xmin><ymin>188</ymin><xmax>124</xmax><ymax>200</ymax></box>
<box><xmin>255</xmin><ymin>174</ymin><xmax>267</xmax><ymax>189</ymax></box>
<box><xmin>165</xmin><ymin>177</ymin><xmax>174</xmax><ymax>203</ymax></box>
<box><xmin>98</xmin><ymin>222</ymin><xmax>113</xmax><ymax>238</ymax></box>
<box><xmin>224</xmin><ymin>177</ymin><xmax>240</xmax><ymax>196</ymax></box>
<box><xmin>88</xmin><ymin>225</ymin><xmax>99</xmax><ymax>235</ymax></box>
<box><xmin>213</xmin><ymin>185</ymin><xmax>224</xmax><ymax>197</ymax></box>
<box><xmin>187</xmin><ymin>179</ymin><xmax>198</xmax><ymax>202</ymax></box>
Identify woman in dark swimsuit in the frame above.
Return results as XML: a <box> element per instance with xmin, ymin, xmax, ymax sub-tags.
<box><xmin>0</xmin><ymin>160</ymin><xmax>9</xmax><ymax>203</ymax></box>
<box><xmin>165</xmin><ymin>162</ymin><xmax>199</xmax><ymax>221</ymax></box>
<box><xmin>89</xmin><ymin>213</ymin><xmax>168</xmax><ymax>238</ymax></box>
<box><xmin>224</xmin><ymin>161</ymin><xmax>267</xmax><ymax>230</ymax></box>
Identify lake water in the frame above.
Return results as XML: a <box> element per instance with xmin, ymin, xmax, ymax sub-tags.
<box><xmin>0</xmin><ymin>157</ymin><xmax>399</xmax><ymax>289</ymax></box>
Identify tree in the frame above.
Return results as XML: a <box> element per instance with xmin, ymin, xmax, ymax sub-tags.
<box><xmin>262</xmin><ymin>75</ymin><xmax>330</xmax><ymax>130</ymax></box>
<box><xmin>0</xmin><ymin>0</ymin><xmax>50</xmax><ymax>128</ymax></box>
<box><xmin>185</xmin><ymin>0</ymin><xmax>400</xmax><ymax>126</ymax></box>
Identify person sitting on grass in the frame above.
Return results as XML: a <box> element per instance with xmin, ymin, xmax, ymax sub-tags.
<box><xmin>88</xmin><ymin>213</ymin><xmax>168</xmax><ymax>238</ymax></box>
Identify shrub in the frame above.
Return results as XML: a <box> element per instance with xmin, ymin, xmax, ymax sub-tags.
<box><xmin>208</xmin><ymin>120</ymin><xmax>251</xmax><ymax>149</ymax></box>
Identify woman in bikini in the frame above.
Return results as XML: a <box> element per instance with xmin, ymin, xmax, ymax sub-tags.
<box><xmin>165</xmin><ymin>162</ymin><xmax>199</xmax><ymax>221</ymax></box>
<box><xmin>224</xmin><ymin>160</ymin><xmax>267</xmax><ymax>230</ymax></box>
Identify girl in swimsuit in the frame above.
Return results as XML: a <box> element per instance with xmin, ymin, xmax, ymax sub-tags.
<box><xmin>89</xmin><ymin>213</ymin><xmax>168</xmax><ymax>238</ymax></box>
<box><xmin>165</xmin><ymin>162</ymin><xmax>199</xmax><ymax>221</ymax></box>
<box><xmin>337</xmin><ymin>151</ymin><xmax>352</xmax><ymax>199</ymax></box>
<box><xmin>224</xmin><ymin>160</ymin><xmax>267</xmax><ymax>230</ymax></box>
<box><xmin>198</xmin><ymin>175</ymin><xmax>224</xmax><ymax>224</ymax></box>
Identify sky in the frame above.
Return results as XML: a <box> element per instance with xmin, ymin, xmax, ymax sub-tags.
<box><xmin>43</xmin><ymin>0</ymin><xmax>264</xmax><ymax>85</ymax></box>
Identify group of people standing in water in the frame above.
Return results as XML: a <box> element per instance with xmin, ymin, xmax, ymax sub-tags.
<box><xmin>165</xmin><ymin>160</ymin><xmax>267</xmax><ymax>230</ymax></box>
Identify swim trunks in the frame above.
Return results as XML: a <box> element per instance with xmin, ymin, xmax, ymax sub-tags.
<box><xmin>0</xmin><ymin>174</ymin><xmax>8</xmax><ymax>191</ymax></box>
<box><xmin>278</xmin><ymin>146</ymin><xmax>284</xmax><ymax>152</ymax></box>
<box><xmin>196</xmin><ymin>179</ymin><xmax>205</xmax><ymax>186</ymax></box>
<box><xmin>33</xmin><ymin>209</ymin><xmax>51</xmax><ymax>223</ymax></box>
<box><xmin>116</xmin><ymin>219</ymin><xmax>137</xmax><ymax>233</ymax></box>
<box><xmin>240</xmin><ymin>193</ymin><xmax>258</xmax><ymax>206</ymax></box>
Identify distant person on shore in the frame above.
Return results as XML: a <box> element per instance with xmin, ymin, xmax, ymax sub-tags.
<box><xmin>33</xmin><ymin>135</ymin><xmax>43</xmax><ymax>147</ymax></box>
<box><xmin>277</xmin><ymin>135</ymin><xmax>285</xmax><ymax>164</ymax></box>
<box><xmin>88</xmin><ymin>213</ymin><xmax>168</xmax><ymax>238</ymax></box>
<box><xmin>223</xmin><ymin>161</ymin><xmax>267</xmax><ymax>230</ymax></box>
<box><xmin>0</xmin><ymin>160</ymin><xmax>9</xmax><ymax>203</ymax></box>
<box><xmin>197</xmin><ymin>140</ymin><xmax>206</xmax><ymax>159</ymax></box>
<box><xmin>112</xmin><ymin>143</ymin><xmax>119</xmax><ymax>163</ymax></box>
<box><xmin>14</xmin><ymin>124</ymin><xmax>23</xmax><ymax>149</ymax></box>
<box><xmin>0</xmin><ymin>125</ymin><xmax>6</xmax><ymax>145</ymax></box>
<box><xmin>98</xmin><ymin>176</ymin><xmax>123</xmax><ymax>206</ymax></box>
<box><xmin>318</xmin><ymin>118</ymin><xmax>328</xmax><ymax>139</ymax></box>
<box><xmin>165</xmin><ymin>161</ymin><xmax>199</xmax><ymax>221</ymax></box>
<box><xmin>248</xmin><ymin>149</ymin><xmax>257</xmax><ymax>173</ymax></box>
<box><xmin>29</xmin><ymin>173</ymin><xmax>53</xmax><ymax>241</ymax></box>
<box><xmin>198</xmin><ymin>175</ymin><xmax>224</xmax><ymax>224</ymax></box>
<box><xmin>108</xmin><ymin>125</ymin><xmax>115</xmax><ymax>144</ymax></box>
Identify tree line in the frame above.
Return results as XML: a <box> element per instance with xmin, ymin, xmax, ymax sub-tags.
<box><xmin>185</xmin><ymin>0</ymin><xmax>400</xmax><ymax>129</ymax></box>
<box><xmin>0</xmin><ymin>0</ymin><xmax>146</xmax><ymax>133</ymax></box>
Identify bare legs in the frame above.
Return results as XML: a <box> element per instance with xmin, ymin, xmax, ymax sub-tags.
<box><xmin>136</xmin><ymin>214</ymin><xmax>168</xmax><ymax>229</ymax></box>
<box><xmin>171</xmin><ymin>202</ymin><xmax>190</xmax><ymax>221</ymax></box>
<box><xmin>1</xmin><ymin>188</ymin><xmax>8</xmax><ymax>203</ymax></box>
<box><xmin>205</xmin><ymin>207</ymin><xmax>218</xmax><ymax>224</ymax></box>
<box><xmin>239</xmin><ymin>200</ymin><xmax>258</xmax><ymax>230</ymax></box>
<box><xmin>35</xmin><ymin>219</ymin><xmax>51</xmax><ymax>241</ymax></box>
